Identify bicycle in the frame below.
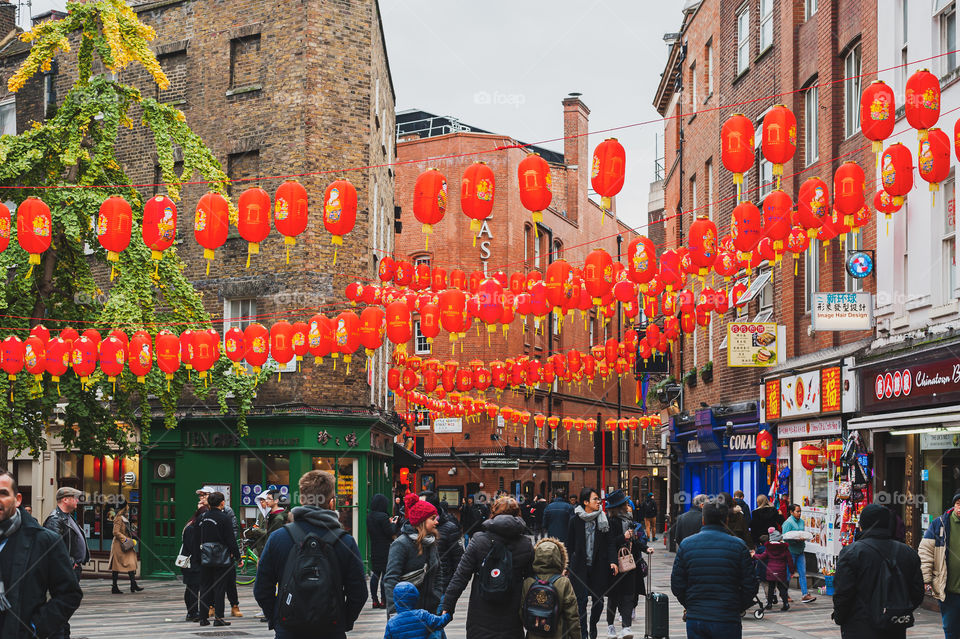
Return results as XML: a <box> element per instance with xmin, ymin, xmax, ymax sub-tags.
<box><xmin>236</xmin><ymin>530</ymin><xmax>260</xmax><ymax>585</ymax></box>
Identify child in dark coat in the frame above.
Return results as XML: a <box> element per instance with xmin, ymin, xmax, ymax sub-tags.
<box><xmin>384</xmin><ymin>581</ymin><xmax>451</xmax><ymax>639</ymax></box>
<box><xmin>754</xmin><ymin>527</ymin><xmax>796</xmax><ymax>612</ymax></box>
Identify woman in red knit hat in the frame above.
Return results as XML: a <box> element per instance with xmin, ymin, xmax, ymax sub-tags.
<box><xmin>383</xmin><ymin>493</ymin><xmax>442</xmax><ymax>619</ymax></box>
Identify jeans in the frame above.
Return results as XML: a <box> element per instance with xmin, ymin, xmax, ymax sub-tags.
<box><xmin>183</xmin><ymin>569</ymin><xmax>201</xmax><ymax>617</ymax></box>
<box><xmin>789</xmin><ymin>551</ymin><xmax>808</xmax><ymax>596</ymax></box>
<box><xmin>686</xmin><ymin>619</ymin><xmax>742</xmax><ymax>639</ymax></box>
<box><xmin>940</xmin><ymin>591</ymin><xmax>960</xmax><ymax>639</ymax></box>
<box><xmin>369</xmin><ymin>570</ymin><xmax>384</xmax><ymax>605</ymax></box>
<box><xmin>573</xmin><ymin>580</ymin><xmax>604</xmax><ymax>639</ymax></box>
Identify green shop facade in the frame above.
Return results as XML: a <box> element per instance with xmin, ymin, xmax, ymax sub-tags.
<box><xmin>140</xmin><ymin>411</ymin><xmax>406</xmax><ymax>577</ymax></box>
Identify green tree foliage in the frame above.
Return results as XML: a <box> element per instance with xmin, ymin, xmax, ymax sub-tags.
<box><xmin>0</xmin><ymin>0</ymin><xmax>266</xmax><ymax>457</ymax></box>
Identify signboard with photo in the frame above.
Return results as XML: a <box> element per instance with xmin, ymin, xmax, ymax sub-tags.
<box><xmin>727</xmin><ymin>322</ymin><xmax>778</xmax><ymax>367</ymax></box>
<box><xmin>780</xmin><ymin>370</ymin><xmax>821</xmax><ymax>418</ymax></box>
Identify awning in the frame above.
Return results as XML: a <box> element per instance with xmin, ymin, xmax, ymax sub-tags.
<box><xmin>393</xmin><ymin>443</ymin><xmax>425</xmax><ymax>471</ymax></box>
<box><xmin>847</xmin><ymin>405</ymin><xmax>960</xmax><ymax>431</ymax></box>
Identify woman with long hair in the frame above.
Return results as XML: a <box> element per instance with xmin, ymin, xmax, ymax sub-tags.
<box><xmin>383</xmin><ymin>493</ymin><xmax>443</xmax><ymax>617</ymax></box>
<box><xmin>749</xmin><ymin>494</ymin><xmax>784</xmax><ymax>548</ymax></box>
<box><xmin>109</xmin><ymin>503</ymin><xmax>143</xmax><ymax>594</ymax></box>
<box><xmin>442</xmin><ymin>496</ymin><xmax>535</xmax><ymax>639</ymax></box>
<box><xmin>181</xmin><ymin>506</ymin><xmax>206</xmax><ymax>621</ymax></box>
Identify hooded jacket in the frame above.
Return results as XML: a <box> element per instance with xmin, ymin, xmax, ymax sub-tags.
<box><xmin>919</xmin><ymin>506</ymin><xmax>956</xmax><ymax>601</ymax></box>
<box><xmin>368</xmin><ymin>493</ymin><xmax>398</xmax><ymax>572</ymax></box>
<box><xmin>384</xmin><ymin>522</ymin><xmax>443</xmax><ymax>616</ymax></box>
<box><xmin>253</xmin><ymin>506</ymin><xmax>367</xmax><ymax>639</ymax></box>
<box><xmin>753</xmin><ymin>540</ymin><xmax>795</xmax><ymax>582</ymax></box>
<box><xmin>542</xmin><ymin>498</ymin><xmax>575</xmax><ymax>542</ymax></box>
<box><xmin>749</xmin><ymin>506</ymin><xmax>783</xmax><ymax>548</ymax></box>
<box><xmin>521</xmin><ymin>537</ymin><xmax>580</xmax><ymax>639</ymax></box>
<box><xmin>443</xmin><ymin>514</ymin><xmax>535</xmax><ymax>639</ymax></box>
<box><xmin>1</xmin><ymin>508</ymin><xmax>83</xmax><ymax>639</ymax></box>
<box><xmin>384</xmin><ymin>581</ymin><xmax>452</xmax><ymax>639</ymax></box>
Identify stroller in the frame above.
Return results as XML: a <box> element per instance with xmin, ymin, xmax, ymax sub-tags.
<box><xmin>741</xmin><ymin>550</ymin><xmax>767</xmax><ymax>620</ymax></box>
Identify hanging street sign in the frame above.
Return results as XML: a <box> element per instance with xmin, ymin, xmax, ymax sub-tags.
<box><xmin>811</xmin><ymin>292</ymin><xmax>873</xmax><ymax>331</ymax></box>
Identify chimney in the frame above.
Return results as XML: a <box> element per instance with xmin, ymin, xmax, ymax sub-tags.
<box><xmin>0</xmin><ymin>1</ymin><xmax>16</xmax><ymax>39</ymax></box>
<box><xmin>562</xmin><ymin>93</ymin><xmax>590</xmax><ymax>224</ymax></box>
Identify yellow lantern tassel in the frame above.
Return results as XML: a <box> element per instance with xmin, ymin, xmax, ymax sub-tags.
<box><xmin>110</xmin><ymin>265</ymin><xmax>116</xmax><ymax>281</ymax></box>
<box><xmin>278</xmin><ymin>370</ymin><xmax>282</xmax><ymax>382</ymax></box>
<box><xmin>25</xmin><ymin>265</ymin><xmax>33</xmax><ymax>278</ymax></box>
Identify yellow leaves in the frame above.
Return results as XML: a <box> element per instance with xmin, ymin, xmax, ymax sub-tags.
<box><xmin>175</xmin><ymin>110</ymin><xmax>186</xmax><ymax>123</ymax></box>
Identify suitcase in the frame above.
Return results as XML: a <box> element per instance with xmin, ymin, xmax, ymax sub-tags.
<box><xmin>644</xmin><ymin>552</ymin><xmax>669</xmax><ymax>639</ymax></box>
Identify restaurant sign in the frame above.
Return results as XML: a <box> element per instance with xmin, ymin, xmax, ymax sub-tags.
<box><xmin>861</xmin><ymin>349</ymin><xmax>960</xmax><ymax>413</ymax></box>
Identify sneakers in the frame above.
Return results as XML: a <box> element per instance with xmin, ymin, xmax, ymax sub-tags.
<box><xmin>607</xmin><ymin>625</ymin><xmax>617</xmax><ymax>638</ymax></box>
<box><xmin>801</xmin><ymin>594</ymin><xmax>817</xmax><ymax>603</ymax></box>
<box><xmin>620</xmin><ymin>627</ymin><xmax>634</xmax><ymax>639</ymax></box>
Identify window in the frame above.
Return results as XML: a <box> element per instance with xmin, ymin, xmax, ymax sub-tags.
<box><xmin>589</xmin><ymin>314</ymin><xmax>595</xmax><ymax>346</ymax></box>
<box><xmin>804</xmin><ymin>85</ymin><xmax>819</xmax><ymax>166</ymax></box>
<box><xmin>758</xmin><ymin>269</ymin><xmax>774</xmax><ymax>314</ymax></box>
<box><xmin>845</xmin><ymin>233</ymin><xmax>863</xmax><ymax>294</ymax></box>
<box><xmin>707</xmin><ymin>42</ymin><xmax>714</xmax><ymax>95</ymax></box>
<box><xmin>524</xmin><ymin>225</ymin><xmax>531</xmax><ymax>264</ymax></box>
<box><xmin>0</xmin><ymin>98</ymin><xmax>15</xmax><ymax>136</ymax></box>
<box><xmin>692</xmin><ymin>322</ymin><xmax>698</xmax><ymax>368</ymax></box>
<box><xmin>414</xmin><ymin>319</ymin><xmax>430</xmax><ymax>355</ymax></box>
<box><xmin>227</xmin><ymin>150</ymin><xmax>260</xmax><ymax>197</ymax></box>
<box><xmin>737</xmin><ymin>8</ymin><xmax>750</xmax><ymax>75</ymax></box>
<box><xmin>805</xmin><ymin>239</ymin><xmax>819</xmax><ymax>312</ymax></box>
<box><xmin>758</xmin><ymin>157</ymin><xmax>774</xmax><ymax>198</ymax></box>
<box><xmin>940</xmin><ymin>2</ymin><xmax>957</xmax><ymax>76</ymax></box>
<box><xmin>805</xmin><ymin>0</ymin><xmax>818</xmax><ymax>19</ymax></box>
<box><xmin>760</xmin><ymin>0</ymin><xmax>774</xmax><ymax>52</ymax></box>
<box><xmin>899</xmin><ymin>1</ymin><xmax>909</xmax><ymax>98</ymax></box>
<box><xmin>708</xmin><ymin>318</ymin><xmax>714</xmax><ymax>361</ymax></box>
<box><xmin>230</xmin><ymin>34</ymin><xmax>262</xmax><ymax>89</ymax></box>
<box><xmin>706</xmin><ymin>159</ymin><xmax>714</xmax><ymax>220</ymax></box>
<box><xmin>690</xmin><ymin>62</ymin><xmax>697</xmax><ymax>109</ymax></box>
<box><xmin>690</xmin><ymin>174</ymin><xmax>697</xmax><ymax>215</ymax></box>
<box><xmin>157</xmin><ymin>50</ymin><xmax>187</xmax><ymax>104</ymax></box>
<box><xmin>43</xmin><ymin>68</ymin><xmax>56</xmax><ymax>119</ymax></box>
<box><xmin>940</xmin><ymin>173</ymin><xmax>956</xmax><ymax>303</ymax></box>
<box><xmin>225</xmin><ymin>298</ymin><xmax>256</xmax><ymax>372</ymax></box>
<box><xmin>552</xmin><ymin>239</ymin><xmax>563</xmax><ymax>261</ymax></box>
<box><xmin>153</xmin><ymin>160</ymin><xmax>184</xmax><ymax>197</ymax></box>
<box><xmin>414</xmin><ymin>254</ymin><xmax>431</xmax><ymax>267</ymax></box>
<box><xmin>844</xmin><ymin>44</ymin><xmax>861</xmax><ymax>138</ymax></box>
<box><xmin>534</xmin><ymin>232</ymin><xmax>541</xmax><ymax>267</ymax></box>
<box><xmin>738</xmin><ymin>270</ymin><xmax>772</xmax><ymax>305</ymax></box>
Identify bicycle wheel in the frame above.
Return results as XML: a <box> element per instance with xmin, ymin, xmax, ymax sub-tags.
<box><xmin>236</xmin><ymin>553</ymin><xmax>257</xmax><ymax>585</ymax></box>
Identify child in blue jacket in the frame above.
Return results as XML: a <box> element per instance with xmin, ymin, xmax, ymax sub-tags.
<box><xmin>384</xmin><ymin>581</ymin><xmax>452</xmax><ymax>639</ymax></box>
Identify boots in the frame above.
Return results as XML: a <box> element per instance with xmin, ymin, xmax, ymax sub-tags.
<box><xmin>129</xmin><ymin>571</ymin><xmax>144</xmax><ymax>592</ymax></box>
<box><xmin>111</xmin><ymin>572</ymin><xmax>123</xmax><ymax>594</ymax></box>
<box><xmin>231</xmin><ymin>604</ymin><xmax>243</xmax><ymax>617</ymax></box>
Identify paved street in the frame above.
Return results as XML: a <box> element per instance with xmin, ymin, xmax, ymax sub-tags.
<box><xmin>69</xmin><ymin>546</ymin><xmax>946</xmax><ymax>638</ymax></box>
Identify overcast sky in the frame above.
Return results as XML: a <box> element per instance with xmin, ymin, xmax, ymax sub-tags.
<box><xmin>27</xmin><ymin>0</ymin><xmax>678</xmax><ymax>230</ymax></box>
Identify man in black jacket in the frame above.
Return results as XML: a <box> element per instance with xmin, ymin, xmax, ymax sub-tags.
<box><xmin>0</xmin><ymin>470</ymin><xmax>83</xmax><ymax>639</ymax></box>
<box><xmin>366</xmin><ymin>493</ymin><xmax>397</xmax><ymax>609</ymax></box>
<box><xmin>832</xmin><ymin>504</ymin><xmax>924</xmax><ymax>639</ymax></box>
<box><xmin>459</xmin><ymin>495</ymin><xmax>484</xmax><ymax>543</ymax></box>
<box><xmin>671</xmin><ymin>494</ymin><xmax>707</xmax><ymax>548</ymax></box>
<box><xmin>543</xmin><ymin>491</ymin><xmax>575</xmax><ymax>542</ymax></box>
<box><xmin>195</xmin><ymin>492</ymin><xmax>240</xmax><ymax>627</ymax></box>
<box><xmin>436</xmin><ymin>500</ymin><xmax>464</xmax><ymax>592</ymax></box>
<box><xmin>44</xmin><ymin>486</ymin><xmax>88</xmax><ymax>639</ymax></box>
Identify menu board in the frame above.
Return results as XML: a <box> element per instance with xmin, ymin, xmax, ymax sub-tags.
<box><xmin>727</xmin><ymin>323</ymin><xmax>778</xmax><ymax>367</ymax></box>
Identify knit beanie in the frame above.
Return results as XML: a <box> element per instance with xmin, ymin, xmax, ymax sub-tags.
<box><xmin>405</xmin><ymin>492</ymin><xmax>437</xmax><ymax>527</ymax></box>
<box><xmin>859</xmin><ymin>504</ymin><xmax>890</xmax><ymax>533</ymax></box>
<box><xmin>952</xmin><ymin>491</ymin><xmax>960</xmax><ymax>506</ymax></box>
<box><xmin>767</xmin><ymin>526</ymin><xmax>782</xmax><ymax>543</ymax></box>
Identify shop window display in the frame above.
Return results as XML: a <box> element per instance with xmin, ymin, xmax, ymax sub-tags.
<box><xmin>58</xmin><ymin>452</ymin><xmax>140</xmax><ymax>552</ymax></box>
<box><xmin>239</xmin><ymin>454</ymin><xmax>290</xmax><ymax>529</ymax></box>
<box><xmin>312</xmin><ymin>457</ymin><xmax>357</xmax><ymax>535</ymax></box>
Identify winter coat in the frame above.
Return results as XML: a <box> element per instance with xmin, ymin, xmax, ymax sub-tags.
<box><xmin>194</xmin><ymin>508</ymin><xmax>240</xmax><ymax>565</ymax></box>
<box><xmin>641</xmin><ymin>498</ymin><xmax>658</xmax><ymax>519</ymax></box>
<box><xmin>437</xmin><ymin>511</ymin><xmax>464</xmax><ymax>592</ymax></box>
<box><xmin>754</xmin><ymin>541</ymin><xmax>794</xmax><ymax>582</ymax></box>
<box><xmin>749</xmin><ymin>506</ymin><xmax>783</xmax><ymax>548</ymax></box>
<box><xmin>384</xmin><ymin>523</ymin><xmax>443</xmax><ymax>617</ymax></box>
<box><xmin>671</xmin><ymin>505</ymin><xmax>702</xmax><ymax>547</ymax></box>
<box><xmin>252</xmin><ymin>509</ymin><xmax>288</xmax><ymax>556</ymax></box>
<box><xmin>606</xmin><ymin>515</ymin><xmax>643</xmax><ymax>598</ymax></box>
<box><xmin>833</xmin><ymin>527</ymin><xmax>925</xmax><ymax>639</ymax></box>
<box><xmin>0</xmin><ymin>508</ymin><xmax>83</xmax><ymax>639</ymax></box>
<box><xmin>367</xmin><ymin>494</ymin><xmax>397</xmax><ymax>572</ymax></box>
<box><xmin>565</xmin><ymin>511</ymin><xmax>616</xmax><ymax>593</ymax></box>
<box><xmin>520</xmin><ymin>537</ymin><xmax>580</xmax><ymax>639</ymax></box>
<box><xmin>735</xmin><ymin>498</ymin><xmax>752</xmax><ymax>523</ymax></box>
<box><xmin>108</xmin><ymin>514</ymin><xmax>138</xmax><ymax>572</ymax></box>
<box><xmin>43</xmin><ymin>507</ymin><xmax>89</xmax><ymax>566</ymax></box>
<box><xmin>460</xmin><ymin>502</ymin><xmax>485</xmax><ymax>535</ymax></box>
<box><xmin>726</xmin><ymin>507</ymin><xmax>753</xmax><ymax>549</ymax></box>
<box><xmin>542</xmin><ymin>499</ymin><xmax>575</xmax><ymax>542</ymax></box>
<box><xmin>670</xmin><ymin>523</ymin><xmax>758</xmax><ymax>623</ymax></box>
<box><xmin>443</xmin><ymin>514</ymin><xmax>534</xmax><ymax>639</ymax></box>
<box><xmin>181</xmin><ymin>519</ymin><xmax>201</xmax><ymax>574</ymax></box>
<box><xmin>919</xmin><ymin>507</ymin><xmax>956</xmax><ymax>602</ymax></box>
<box><xmin>253</xmin><ymin>506</ymin><xmax>367</xmax><ymax>639</ymax></box>
<box><xmin>384</xmin><ymin>581</ymin><xmax>451</xmax><ymax>639</ymax></box>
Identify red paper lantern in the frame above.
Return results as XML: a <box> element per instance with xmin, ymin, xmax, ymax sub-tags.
<box><xmin>584</xmin><ymin>249</ymin><xmax>614</xmax><ymax>304</ymax></box>
<box><xmin>762</xmin><ymin>190</ymin><xmax>793</xmax><ymax>257</ymax></box>
<box><xmin>224</xmin><ymin>327</ymin><xmax>245</xmax><ymax>363</ymax></box>
<box><xmin>333</xmin><ymin>311</ymin><xmax>360</xmax><ymax>369</ymax></box>
<box><xmin>881</xmin><ymin>143</ymin><xmax>913</xmax><ymax>206</ymax></box>
<box><xmin>413</xmin><ymin>169</ymin><xmax>447</xmax><ymax>250</ymax></box>
<box><xmin>955</xmin><ymin>119</ymin><xmax>960</xmax><ymax>162</ymax></box>
<box><xmin>307</xmin><ymin>314</ymin><xmax>333</xmax><ymax>364</ymax></box>
<box><xmin>461</xmin><ymin>162</ymin><xmax>495</xmax><ymax>233</ymax></box>
<box><xmin>626</xmin><ymin>236</ymin><xmax>657</xmax><ymax>288</ymax></box>
<box><xmin>179</xmin><ymin>330</ymin><xmax>195</xmax><ymax>372</ymax></box>
<box><xmin>591</xmin><ymin>138</ymin><xmax>626</xmax><ymax>210</ymax></box>
<box><xmin>194</xmin><ymin>192</ymin><xmax>229</xmax><ymax>275</ymax></box>
<box><xmin>0</xmin><ymin>203</ymin><xmax>10</xmax><ymax>254</ymax></box>
<box><xmin>269</xmin><ymin>321</ymin><xmax>296</xmax><ymax>372</ymax></box>
<box><xmin>99</xmin><ymin>335</ymin><xmax>125</xmax><ymax>382</ymax></box>
<box><xmin>45</xmin><ymin>337</ymin><xmax>69</xmax><ymax>384</ymax></box>
<box><xmin>439</xmin><ymin>288</ymin><xmax>466</xmax><ymax>336</ymax></box>
<box><xmin>688</xmin><ymin>216</ymin><xmax>718</xmax><ymax>277</ymax></box>
<box><xmin>378</xmin><ymin>256</ymin><xmax>396</xmax><ymax>283</ymax></box>
<box><xmin>243</xmin><ymin>323</ymin><xmax>269</xmax><ymax>373</ymax></box>
<box><xmin>71</xmin><ymin>336</ymin><xmax>98</xmax><ymax>386</ymax></box>
<box><xmin>24</xmin><ymin>334</ymin><xmax>44</xmax><ymax>386</ymax></box>
<box><xmin>1</xmin><ymin>336</ymin><xmax>23</xmax><ymax>381</ymax></box>
<box><xmin>756</xmin><ymin>429</ymin><xmax>774</xmax><ymax>462</ymax></box>
<box><xmin>919</xmin><ymin>127</ymin><xmax>951</xmax><ymax>192</ymax></box>
<box><xmin>97</xmin><ymin>196</ymin><xmax>132</xmax><ymax>272</ymax></box>
<box><xmin>385</xmin><ymin>301</ymin><xmax>411</xmax><ymax>347</ymax></box>
<box><xmin>518</xmin><ymin>153</ymin><xmax>552</xmax><ymax>225</ymax></box>
<box><xmin>761</xmin><ymin>105</ymin><xmax>797</xmax><ymax>179</ymax></box>
<box><xmin>82</xmin><ymin>329</ymin><xmax>101</xmax><ymax>353</ymax></box>
<box><xmin>274</xmin><ymin>180</ymin><xmax>309</xmax><ymax>263</ymax></box>
<box><xmin>786</xmin><ymin>226</ymin><xmax>810</xmax><ymax>273</ymax></box>
<box><xmin>359</xmin><ymin>307</ymin><xmax>385</xmax><ymax>357</ymax></box>
<box><xmin>904</xmin><ymin>68</ymin><xmax>940</xmax><ymax>140</ymax></box>
<box><xmin>833</xmin><ymin>162</ymin><xmax>866</xmax><ymax>228</ymax></box>
<box><xmin>796</xmin><ymin>177</ymin><xmax>828</xmax><ymax>238</ymax></box>
<box><xmin>799</xmin><ymin>444</ymin><xmax>821</xmax><ymax>474</ymax></box>
<box><xmin>477</xmin><ymin>279</ymin><xmax>504</xmax><ymax>333</ymax></box>
<box><xmin>731</xmin><ymin>201</ymin><xmax>763</xmax><ymax>256</ymax></box>
<box><xmin>860</xmin><ymin>80</ymin><xmax>896</xmax><ymax>154</ymax></box>
<box><xmin>142</xmin><ymin>195</ymin><xmax>177</xmax><ymax>262</ymax></box>
<box><xmin>17</xmin><ymin>197</ymin><xmax>51</xmax><ymax>274</ymax></box>
<box><xmin>874</xmin><ymin>189</ymin><xmax>902</xmax><ymax>223</ymax></box>
<box><xmin>323</xmin><ymin>179</ymin><xmax>358</xmax><ymax>264</ymax></box>
<box><xmin>128</xmin><ymin>333</ymin><xmax>151</xmax><ymax>382</ymax></box>
<box><xmin>721</xmin><ymin>114</ymin><xmax>755</xmax><ymax>190</ymax></box>
<box><xmin>237</xmin><ymin>187</ymin><xmax>271</xmax><ymax>267</ymax></box>
<box><xmin>194</xmin><ymin>329</ymin><xmax>221</xmax><ymax>379</ymax></box>
<box><xmin>714</xmin><ymin>251</ymin><xmax>739</xmax><ymax>281</ymax></box>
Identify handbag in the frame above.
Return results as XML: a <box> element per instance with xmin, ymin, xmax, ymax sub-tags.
<box><xmin>617</xmin><ymin>544</ymin><xmax>636</xmax><ymax>573</ymax></box>
<box><xmin>638</xmin><ymin>556</ymin><xmax>648</xmax><ymax>578</ymax></box>
<box><xmin>200</xmin><ymin>542</ymin><xmax>232</xmax><ymax>568</ymax></box>
<box><xmin>400</xmin><ymin>565</ymin><xmax>426</xmax><ymax>587</ymax></box>
<box><xmin>174</xmin><ymin>544</ymin><xmax>191</xmax><ymax>569</ymax></box>
<box><xmin>120</xmin><ymin>537</ymin><xmax>136</xmax><ymax>552</ymax></box>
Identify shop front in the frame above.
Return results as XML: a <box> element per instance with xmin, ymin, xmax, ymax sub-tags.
<box><xmin>140</xmin><ymin>412</ymin><xmax>400</xmax><ymax>577</ymax></box>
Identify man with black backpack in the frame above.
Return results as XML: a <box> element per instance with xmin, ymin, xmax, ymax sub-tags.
<box><xmin>832</xmin><ymin>504</ymin><xmax>924</xmax><ymax>639</ymax></box>
<box><xmin>253</xmin><ymin>470</ymin><xmax>367</xmax><ymax>639</ymax></box>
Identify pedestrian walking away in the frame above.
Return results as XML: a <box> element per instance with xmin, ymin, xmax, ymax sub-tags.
<box><xmin>368</xmin><ymin>493</ymin><xmax>400</xmax><ymax>609</ymax></box>
<box><xmin>436</xmin><ymin>499</ymin><xmax>464</xmax><ymax>593</ymax></box>
<box><xmin>108</xmin><ymin>503</ymin><xmax>143</xmax><ymax>594</ymax></box>
<box><xmin>521</xmin><ymin>537</ymin><xmax>581</xmax><ymax>639</ymax></box>
<box><xmin>197</xmin><ymin>485</ymin><xmax>244</xmax><ymax>617</ymax></box>
<box><xmin>384</xmin><ymin>581</ymin><xmax>452</xmax><ymax>639</ymax></box>
<box><xmin>781</xmin><ymin>503</ymin><xmax>816</xmax><ymax>603</ymax></box>
<box><xmin>254</xmin><ymin>470</ymin><xmax>367</xmax><ymax>639</ymax></box>
<box><xmin>566</xmin><ymin>487</ymin><xmax>616</xmax><ymax>639</ymax></box>
<box><xmin>460</xmin><ymin>496</ymin><xmax>484</xmax><ymax>545</ymax></box>
<box><xmin>543</xmin><ymin>491</ymin><xmax>575</xmax><ymax>543</ymax></box>
<box><xmin>753</xmin><ymin>527</ymin><xmax>794</xmax><ymax>612</ymax></box>
<box><xmin>44</xmin><ymin>485</ymin><xmax>89</xmax><ymax>639</ymax></box>
<box><xmin>671</xmin><ymin>498</ymin><xmax>759</xmax><ymax>639</ymax></box>
<box><xmin>749</xmin><ymin>495</ymin><xmax>783</xmax><ymax>549</ymax></box>
<box><xmin>384</xmin><ymin>493</ymin><xmax>443</xmax><ymax>618</ymax></box>
<box><xmin>920</xmin><ymin>491</ymin><xmax>960</xmax><ymax>639</ymax></box>
<box><xmin>641</xmin><ymin>493</ymin><xmax>658</xmax><ymax>542</ymax></box>
<box><xmin>442</xmin><ymin>496</ymin><xmax>535</xmax><ymax>639</ymax></box>
<box><xmin>194</xmin><ymin>491</ymin><xmax>240</xmax><ymax>627</ymax></box>
<box><xmin>833</xmin><ymin>504</ymin><xmax>924</xmax><ymax>639</ymax></box>
<box><xmin>671</xmin><ymin>494</ymin><xmax>706</xmax><ymax>548</ymax></box>
<box><xmin>0</xmin><ymin>470</ymin><xmax>83</xmax><ymax>639</ymax></box>
<box><xmin>180</xmin><ymin>506</ymin><xmax>205</xmax><ymax>622</ymax></box>
<box><xmin>733</xmin><ymin>491</ymin><xmax>751</xmax><ymax>525</ymax></box>
<box><xmin>720</xmin><ymin>492</ymin><xmax>753</xmax><ymax>550</ymax></box>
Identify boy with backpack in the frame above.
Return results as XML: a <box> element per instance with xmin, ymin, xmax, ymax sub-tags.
<box><xmin>384</xmin><ymin>581</ymin><xmax>452</xmax><ymax>639</ymax></box>
<box><xmin>254</xmin><ymin>470</ymin><xmax>368</xmax><ymax>639</ymax></box>
<box><xmin>521</xmin><ymin>537</ymin><xmax>580</xmax><ymax>639</ymax></box>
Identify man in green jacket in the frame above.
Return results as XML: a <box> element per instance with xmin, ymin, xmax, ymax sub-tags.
<box><xmin>781</xmin><ymin>504</ymin><xmax>816</xmax><ymax>603</ymax></box>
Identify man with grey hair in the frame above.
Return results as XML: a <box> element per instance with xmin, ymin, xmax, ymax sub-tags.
<box><xmin>43</xmin><ymin>487</ymin><xmax>88</xmax><ymax>639</ymax></box>
<box><xmin>672</xmin><ymin>494</ymin><xmax>708</xmax><ymax>547</ymax></box>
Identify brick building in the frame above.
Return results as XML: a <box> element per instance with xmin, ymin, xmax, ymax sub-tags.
<box><xmin>393</xmin><ymin>97</ymin><xmax>665</xmax><ymax>510</ymax></box>
<box><xmin>652</xmin><ymin>0</ymin><xmax>878</xmax><ymax>551</ymax></box>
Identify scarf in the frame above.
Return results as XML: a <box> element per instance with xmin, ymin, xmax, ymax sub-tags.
<box><xmin>406</xmin><ymin>533</ymin><xmax>437</xmax><ymax>547</ymax></box>
<box><xmin>575</xmin><ymin>505</ymin><xmax>609</xmax><ymax>565</ymax></box>
<box><xmin>0</xmin><ymin>508</ymin><xmax>21</xmax><ymax>613</ymax></box>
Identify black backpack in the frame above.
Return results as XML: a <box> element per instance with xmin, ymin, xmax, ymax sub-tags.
<box><xmin>477</xmin><ymin>536</ymin><xmax>513</xmax><ymax>602</ymax></box>
<box><xmin>276</xmin><ymin>522</ymin><xmax>347</xmax><ymax>633</ymax></box>
<box><xmin>522</xmin><ymin>575</ymin><xmax>561</xmax><ymax>635</ymax></box>
<box><xmin>861</xmin><ymin>540</ymin><xmax>916</xmax><ymax>631</ymax></box>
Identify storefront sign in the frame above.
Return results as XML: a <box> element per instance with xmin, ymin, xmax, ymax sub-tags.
<box><xmin>861</xmin><ymin>350</ymin><xmax>960</xmax><ymax>412</ymax></box>
<box><xmin>433</xmin><ymin>418</ymin><xmax>463</xmax><ymax>434</ymax></box>
<box><xmin>765</xmin><ymin>379</ymin><xmax>781</xmax><ymax>420</ymax></box>
<box><xmin>777</xmin><ymin>418</ymin><xmax>842</xmax><ymax>439</ymax></box>
<box><xmin>822</xmin><ymin>367</ymin><xmax>842</xmax><ymax>412</ymax></box>
<box><xmin>187</xmin><ymin>431</ymin><xmax>242</xmax><ymax>448</ymax></box>
<box><xmin>781</xmin><ymin>371</ymin><xmax>821</xmax><ymax>418</ymax></box>
<box><xmin>727</xmin><ymin>433</ymin><xmax>757</xmax><ymax>451</ymax></box>
<box><xmin>811</xmin><ymin>292</ymin><xmax>873</xmax><ymax>331</ymax></box>
<box><xmin>920</xmin><ymin>432</ymin><xmax>960</xmax><ymax>450</ymax></box>
<box><xmin>480</xmin><ymin>458</ymin><xmax>520</xmax><ymax>469</ymax></box>
<box><xmin>727</xmin><ymin>322</ymin><xmax>779</xmax><ymax>367</ymax></box>
<box><xmin>686</xmin><ymin>439</ymin><xmax>702</xmax><ymax>454</ymax></box>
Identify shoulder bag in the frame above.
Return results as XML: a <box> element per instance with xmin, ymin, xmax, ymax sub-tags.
<box><xmin>120</xmin><ymin>537</ymin><xmax>137</xmax><ymax>552</ymax></box>
<box><xmin>175</xmin><ymin>544</ymin><xmax>191</xmax><ymax>569</ymax></box>
<box><xmin>199</xmin><ymin>515</ymin><xmax>233</xmax><ymax>568</ymax></box>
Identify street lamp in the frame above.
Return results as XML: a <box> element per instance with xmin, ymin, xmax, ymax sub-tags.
<box><xmin>648</xmin><ymin>449</ymin><xmax>665</xmax><ymax>476</ymax></box>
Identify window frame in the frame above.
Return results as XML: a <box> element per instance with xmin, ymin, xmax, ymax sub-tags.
<box><xmin>939</xmin><ymin>172</ymin><xmax>957</xmax><ymax>304</ymax></box>
<box><xmin>939</xmin><ymin>2</ymin><xmax>958</xmax><ymax>77</ymax></box>
<box><xmin>224</xmin><ymin>298</ymin><xmax>258</xmax><ymax>374</ymax></box>
<box><xmin>707</xmin><ymin>42</ymin><xmax>714</xmax><ymax>95</ymax></box>
<box><xmin>804</xmin><ymin>84</ymin><xmax>819</xmax><ymax>166</ymax></box>
<box><xmin>690</xmin><ymin>61</ymin><xmax>697</xmax><ymax>109</ymax></box>
<box><xmin>413</xmin><ymin>319</ymin><xmax>430</xmax><ymax>355</ymax></box>
<box><xmin>844</xmin><ymin>44</ymin><xmax>862</xmax><ymax>139</ymax></box>
<box><xmin>0</xmin><ymin>96</ymin><xmax>15</xmax><ymax>137</ymax></box>
<box><xmin>736</xmin><ymin>7</ymin><xmax>750</xmax><ymax>75</ymax></box>
<box><xmin>805</xmin><ymin>0</ymin><xmax>818</xmax><ymax>20</ymax></box>
<box><xmin>805</xmin><ymin>239</ymin><xmax>820</xmax><ymax>313</ymax></box>
<box><xmin>759</xmin><ymin>0</ymin><xmax>774</xmax><ymax>53</ymax></box>
<box><xmin>706</xmin><ymin>159</ymin><xmax>714</xmax><ymax>220</ymax></box>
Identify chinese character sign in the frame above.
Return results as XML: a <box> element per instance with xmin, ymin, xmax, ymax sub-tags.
<box><xmin>821</xmin><ymin>367</ymin><xmax>841</xmax><ymax>412</ymax></box>
<box><xmin>766</xmin><ymin>379</ymin><xmax>781</xmax><ymax>420</ymax></box>
<box><xmin>727</xmin><ymin>322</ymin><xmax>778</xmax><ymax>367</ymax></box>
